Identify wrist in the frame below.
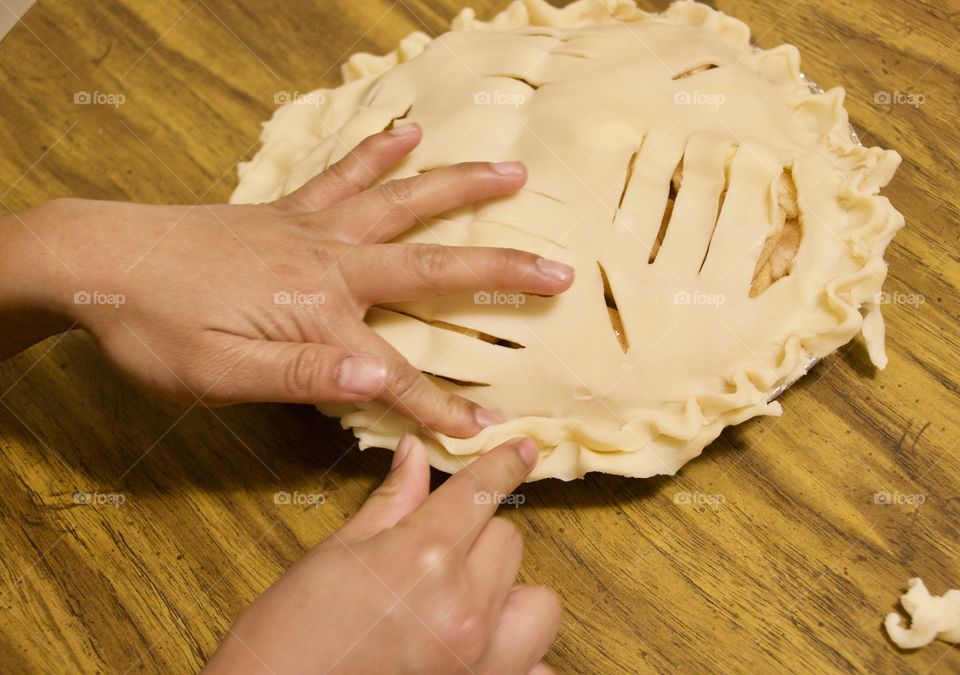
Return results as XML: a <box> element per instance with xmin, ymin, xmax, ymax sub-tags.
<box><xmin>0</xmin><ymin>200</ymin><xmax>82</xmax><ymax>359</ymax></box>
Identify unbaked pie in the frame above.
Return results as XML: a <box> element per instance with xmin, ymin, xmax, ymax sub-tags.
<box><xmin>232</xmin><ymin>0</ymin><xmax>904</xmax><ymax>480</ymax></box>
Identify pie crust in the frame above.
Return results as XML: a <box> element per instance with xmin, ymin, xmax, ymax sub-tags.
<box><xmin>232</xmin><ymin>0</ymin><xmax>905</xmax><ymax>480</ymax></box>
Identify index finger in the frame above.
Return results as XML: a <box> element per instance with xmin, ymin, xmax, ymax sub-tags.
<box><xmin>409</xmin><ymin>438</ymin><xmax>539</xmax><ymax>549</ymax></box>
<box><xmin>320</xmin><ymin>161</ymin><xmax>528</xmax><ymax>244</ymax></box>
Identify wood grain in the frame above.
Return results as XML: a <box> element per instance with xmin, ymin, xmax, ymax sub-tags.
<box><xmin>0</xmin><ymin>0</ymin><xmax>957</xmax><ymax>672</ymax></box>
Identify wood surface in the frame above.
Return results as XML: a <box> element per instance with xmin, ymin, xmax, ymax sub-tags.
<box><xmin>0</xmin><ymin>0</ymin><xmax>957</xmax><ymax>672</ymax></box>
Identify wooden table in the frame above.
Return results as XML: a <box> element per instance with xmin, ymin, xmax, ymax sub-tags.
<box><xmin>0</xmin><ymin>0</ymin><xmax>957</xmax><ymax>672</ymax></box>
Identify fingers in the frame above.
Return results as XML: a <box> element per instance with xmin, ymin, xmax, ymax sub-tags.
<box><xmin>204</xmin><ymin>337</ymin><xmax>388</xmax><ymax>405</ymax></box>
<box><xmin>332</xmin><ymin>322</ymin><xmax>503</xmax><ymax>438</ymax></box>
<box><xmin>323</xmin><ymin>161</ymin><xmax>528</xmax><ymax>244</ymax></box>
<box><xmin>340</xmin><ymin>244</ymin><xmax>574</xmax><ymax>304</ymax></box>
<box><xmin>411</xmin><ymin>438</ymin><xmax>538</xmax><ymax>547</ymax></box>
<box><xmin>468</xmin><ymin>516</ymin><xmax>524</xmax><ymax>626</ymax></box>
<box><xmin>529</xmin><ymin>663</ymin><xmax>557</xmax><ymax>675</ymax></box>
<box><xmin>469</xmin><ymin>517</ymin><xmax>524</xmax><ymax>590</ymax></box>
<box><xmin>276</xmin><ymin>124</ymin><xmax>423</xmax><ymax>212</ymax></box>
<box><xmin>476</xmin><ymin>586</ymin><xmax>562</xmax><ymax>675</ymax></box>
<box><xmin>338</xmin><ymin>435</ymin><xmax>431</xmax><ymax>542</ymax></box>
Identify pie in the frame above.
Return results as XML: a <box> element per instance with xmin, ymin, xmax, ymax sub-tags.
<box><xmin>231</xmin><ymin>0</ymin><xmax>905</xmax><ymax>480</ymax></box>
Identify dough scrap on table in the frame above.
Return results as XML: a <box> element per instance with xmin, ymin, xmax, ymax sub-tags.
<box><xmin>884</xmin><ymin>578</ymin><xmax>960</xmax><ymax>650</ymax></box>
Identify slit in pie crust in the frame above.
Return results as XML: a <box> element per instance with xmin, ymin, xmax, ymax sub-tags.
<box><xmin>232</xmin><ymin>0</ymin><xmax>905</xmax><ymax>480</ymax></box>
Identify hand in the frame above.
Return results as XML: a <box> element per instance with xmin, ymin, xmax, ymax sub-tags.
<box><xmin>205</xmin><ymin>436</ymin><xmax>561</xmax><ymax>674</ymax></box>
<box><xmin>0</xmin><ymin>124</ymin><xmax>574</xmax><ymax>437</ymax></box>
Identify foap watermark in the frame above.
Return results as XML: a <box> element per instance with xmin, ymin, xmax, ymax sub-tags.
<box><xmin>274</xmin><ymin>91</ymin><xmax>326</xmax><ymax>107</ymax></box>
<box><xmin>474</xmin><ymin>491</ymin><xmax>525</xmax><ymax>508</ymax></box>
<box><xmin>74</xmin><ymin>490</ymin><xmax>127</xmax><ymax>507</ymax></box>
<box><xmin>673</xmin><ymin>90</ymin><xmax>725</xmax><ymax>108</ymax></box>
<box><xmin>473</xmin><ymin>90</ymin><xmax>527</xmax><ymax>108</ymax></box>
<box><xmin>74</xmin><ymin>290</ymin><xmax>125</xmax><ymax>309</ymax></box>
<box><xmin>873</xmin><ymin>491</ymin><xmax>926</xmax><ymax>506</ymax></box>
<box><xmin>873</xmin><ymin>290</ymin><xmax>925</xmax><ymax>307</ymax></box>
<box><xmin>873</xmin><ymin>91</ymin><xmax>925</xmax><ymax>109</ymax></box>
<box><xmin>474</xmin><ymin>290</ymin><xmax>526</xmax><ymax>307</ymax></box>
<box><xmin>673</xmin><ymin>290</ymin><xmax>725</xmax><ymax>308</ymax></box>
<box><xmin>674</xmin><ymin>491</ymin><xmax>725</xmax><ymax>507</ymax></box>
<box><xmin>73</xmin><ymin>91</ymin><xmax>126</xmax><ymax>108</ymax></box>
<box><xmin>274</xmin><ymin>491</ymin><xmax>327</xmax><ymax>508</ymax></box>
<box><xmin>273</xmin><ymin>291</ymin><xmax>326</xmax><ymax>308</ymax></box>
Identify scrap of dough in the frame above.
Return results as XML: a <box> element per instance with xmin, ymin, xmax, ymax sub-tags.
<box><xmin>885</xmin><ymin>578</ymin><xmax>960</xmax><ymax>650</ymax></box>
<box><xmin>231</xmin><ymin>0</ymin><xmax>905</xmax><ymax>480</ymax></box>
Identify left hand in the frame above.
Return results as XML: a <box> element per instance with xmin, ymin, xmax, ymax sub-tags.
<box><xmin>1</xmin><ymin>124</ymin><xmax>574</xmax><ymax>437</ymax></box>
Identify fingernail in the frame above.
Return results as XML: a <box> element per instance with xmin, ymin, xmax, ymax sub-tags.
<box><xmin>490</xmin><ymin>161</ymin><xmax>525</xmax><ymax>176</ymax></box>
<box><xmin>392</xmin><ymin>435</ymin><xmax>415</xmax><ymax>470</ymax></box>
<box><xmin>474</xmin><ymin>408</ymin><xmax>504</xmax><ymax>429</ymax></box>
<box><xmin>337</xmin><ymin>356</ymin><xmax>387</xmax><ymax>395</ymax></box>
<box><xmin>516</xmin><ymin>438</ymin><xmax>539</xmax><ymax>468</ymax></box>
<box><xmin>389</xmin><ymin>123</ymin><xmax>420</xmax><ymax>136</ymax></box>
<box><xmin>536</xmin><ymin>258</ymin><xmax>574</xmax><ymax>282</ymax></box>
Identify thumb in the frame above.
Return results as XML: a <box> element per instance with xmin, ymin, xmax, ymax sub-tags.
<box><xmin>205</xmin><ymin>338</ymin><xmax>388</xmax><ymax>405</ymax></box>
<box><xmin>338</xmin><ymin>435</ymin><xmax>431</xmax><ymax>542</ymax></box>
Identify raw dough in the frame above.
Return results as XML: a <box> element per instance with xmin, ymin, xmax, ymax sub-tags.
<box><xmin>885</xmin><ymin>578</ymin><xmax>960</xmax><ymax>650</ymax></box>
<box><xmin>231</xmin><ymin>0</ymin><xmax>904</xmax><ymax>480</ymax></box>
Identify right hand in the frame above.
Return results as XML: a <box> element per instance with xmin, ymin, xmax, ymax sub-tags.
<box><xmin>205</xmin><ymin>436</ymin><xmax>561</xmax><ymax>674</ymax></box>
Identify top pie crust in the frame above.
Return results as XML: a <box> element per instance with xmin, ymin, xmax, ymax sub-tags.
<box><xmin>231</xmin><ymin>0</ymin><xmax>905</xmax><ymax>480</ymax></box>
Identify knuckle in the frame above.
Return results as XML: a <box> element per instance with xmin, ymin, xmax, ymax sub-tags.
<box><xmin>310</xmin><ymin>244</ymin><xmax>341</xmax><ymax>271</ymax></box>
<box><xmin>410</xmin><ymin>244</ymin><xmax>454</xmax><ymax>291</ymax></box>
<box><xmin>379</xmin><ymin>177</ymin><xmax>414</xmax><ymax>206</ymax></box>
<box><xmin>325</xmin><ymin>158</ymin><xmax>363</xmax><ymax>192</ymax></box>
<box><xmin>478</xmin><ymin>247</ymin><xmax>535</xmax><ymax>287</ymax></box>
<box><xmin>369</xmin><ymin>474</ymin><xmax>404</xmax><ymax>503</ymax></box>
<box><xmin>434</xmin><ymin>605</ymin><xmax>489</xmax><ymax>664</ymax></box>
<box><xmin>414</xmin><ymin>540</ymin><xmax>455</xmax><ymax>577</ymax></box>
<box><xmin>442</xmin><ymin>395</ymin><xmax>475</xmax><ymax>423</ymax></box>
<box><xmin>283</xmin><ymin>348</ymin><xmax>325</xmax><ymax>399</ymax></box>
<box><xmin>388</xmin><ymin>363</ymin><xmax>423</xmax><ymax>401</ymax></box>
